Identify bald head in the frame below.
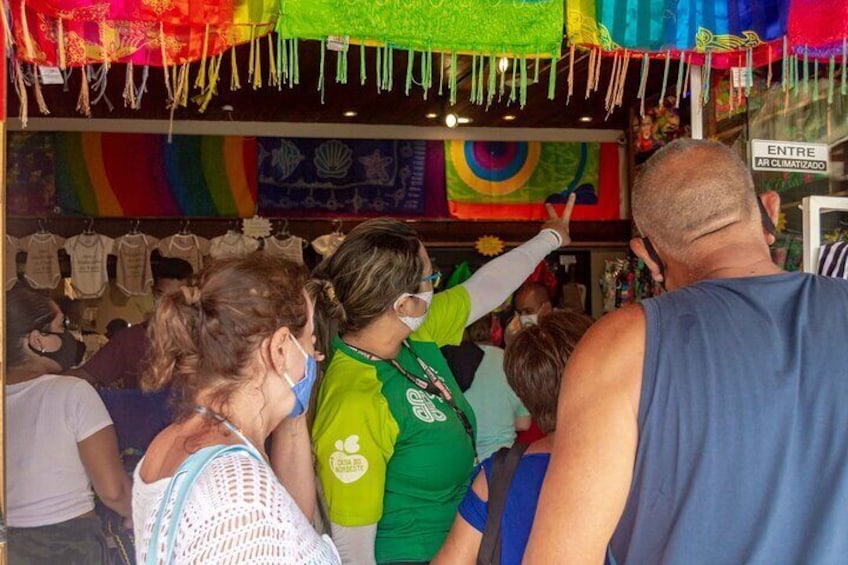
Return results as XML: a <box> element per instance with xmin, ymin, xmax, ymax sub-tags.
<box><xmin>516</xmin><ymin>282</ymin><xmax>553</xmax><ymax>317</ymax></box>
<box><xmin>632</xmin><ymin>139</ymin><xmax>759</xmax><ymax>259</ymax></box>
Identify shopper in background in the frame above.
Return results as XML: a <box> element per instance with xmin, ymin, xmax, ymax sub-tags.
<box><xmin>133</xmin><ymin>255</ymin><xmax>339</xmax><ymax>564</ymax></box>
<box><xmin>433</xmin><ymin>311</ymin><xmax>594</xmax><ymax>565</ymax></box>
<box><xmin>5</xmin><ymin>287</ymin><xmax>132</xmax><ymax>564</ymax></box>
<box><xmin>503</xmin><ymin>282</ymin><xmax>553</xmax><ymax>346</ymax></box>
<box><xmin>71</xmin><ymin>257</ymin><xmax>192</xmax><ymax>388</ymax></box>
<box><xmin>451</xmin><ymin>315</ymin><xmax>531</xmax><ymax>461</ymax></box>
<box><xmin>309</xmin><ymin>195</ymin><xmax>575</xmax><ymax>565</ymax></box>
<box><xmin>526</xmin><ymin>139</ymin><xmax>848</xmax><ymax>564</ymax></box>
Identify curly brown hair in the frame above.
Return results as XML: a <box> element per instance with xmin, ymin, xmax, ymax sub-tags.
<box><xmin>142</xmin><ymin>254</ymin><xmax>308</xmax><ymax>420</ymax></box>
<box><xmin>504</xmin><ymin>311</ymin><xmax>594</xmax><ymax>433</ymax></box>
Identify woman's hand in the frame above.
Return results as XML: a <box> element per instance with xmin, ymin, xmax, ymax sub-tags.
<box><xmin>541</xmin><ymin>192</ymin><xmax>576</xmax><ymax>248</ymax></box>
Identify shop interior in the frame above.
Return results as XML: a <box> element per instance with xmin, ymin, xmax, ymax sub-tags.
<box><xmin>2</xmin><ymin>3</ymin><xmax>848</xmax><ymax>562</ymax></box>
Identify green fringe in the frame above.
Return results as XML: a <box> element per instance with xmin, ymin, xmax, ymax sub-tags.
<box><xmin>439</xmin><ymin>52</ymin><xmax>445</xmax><ymax>96</ymax></box>
<box><xmin>293</xmin><ymin>39</ymin><xmax>299</xmax><ymax>85</ymax></box>
<box><xmin>547</xmin><ymin>53</ymin><xmax>557</xmax><ymax>100</ymax></box>
<box><xmin>828</xmin><ymin>55</ymin><xmax>835</xmax><ymax>105</ymax></box>
<box><xmin>803</xmin><ymin>48</ymin><xmax>809</xmax><ymax>96</ymax></box>
<box><xmin>745</xmin><ymin>48</ymin><xmax>752</xmax><ymax>97</ymax></box>
<box><xmin>387</xmin><ymin>46</ymin><xmax>394</xmax><ymax>91</ymax></box>
<box><xmin>406</xmin><ymin>47</ymin><xmax>414</xmax><ymax>95</ymax></box>
<box><xmin>781</xmin><ymin>36</ymin><xmax>788</xmax><ymax>91</ymax></box>
<box><xmin>842</xmin><ymin>38</ymin><xmax>847</xmax><ymax>96</ymax></box>
<box><xmin>659</xmin><ymin>50</ymin><xmax>670</xmax><ymax>104</ymax></box>
<box><xmin>814</xmin><ymin>58</ymin><xmax>819</xmax><ymax>101</ymax></box>
<box><xmin>279</xmin><ymin>35</ymin><xmax>287</xmax><ymax>86</ymax></box>
<box><xmin>675</xmin><ymin>51</ymin><xmax>685</xmax><ymax>101</ymax></box>
<box><xmin>360</xmin><ymin>43</ymin><xmax>366</xmax><ymax>86</ymax></box>
<box><xmin>318</xmin><ymin>39</ymin><xmax>325</xmax><ymax>103</ymax></box>
<box><xmin>376</xmin><ymin>45</ymin><xmax>382</xmax><ymax>92</ymax></box>
<box><xmin>499</xmin><ymin>53</ymin><xmax>506</xmax><ymax>101</ymax></box>
<box><xmin>470</xmin><ymin>54</ymin><xmax>477</xmax><ymax>103</ymax></box>
<box><xmin>488</xmin><ymin>54</ymin><xmax>497</xmax><ymax>107</ymax></box>
<box><xmin>509</xmin><ymin>56</ymin><xmax>518</xmax><ymax>104</ymax></box>
<box><xmin>450</xmin><ymin>52</ymin><xmax>458</xmax><ymax>106</ymax></box>
<box><xmin>477</xmin><ymin>53</ymin><xmax>485</xmax><ymax>104</ymax></box>
<box><xmin>420</xmin><ymin>46</ymin><xmax>429</xmax><ymax>99</ymax></box>
<box><xmin>534</xmin><ymin>53</ymin><xmax>541</xmax><ymax>84</ymax></box>
<box><xmin>520</xmin><ymin>55</ymin><xmax>527</xmax><ymax>108</ymax></box>
<box><xmin>703</xmin><ymin>51</ymin><xmax>712</xmax><ymax>104</ymax></box>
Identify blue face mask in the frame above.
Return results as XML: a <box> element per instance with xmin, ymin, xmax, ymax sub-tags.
<box><xmin>282</xmin><ymin>334</ymin><xmax>318</xmax><ymax>418</ymax></box>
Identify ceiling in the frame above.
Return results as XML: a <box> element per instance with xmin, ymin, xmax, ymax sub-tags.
<box><xmin>10</xmin><ymin>41</ymin><xmax>686</xmax><ymax>131</ymax></box>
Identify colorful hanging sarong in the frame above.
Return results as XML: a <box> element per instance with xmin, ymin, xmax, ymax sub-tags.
<box><xmin>12</xmin><ymin>0</ymin><xmax>277</xmax><ymax>66</ymax></box>
<box><xmin>788</xmin><ymin>0</ymin><xmax>848</xmax><ymax>58</ymax></box>
<box><xmin>277</xmin><ymin>0</ymin><xmax>563</xmax><ymax>58</ymax></box>
<box><xmin>445</xmin><ymin>141</ymin><xmax>620</xmax><ymax>221</ymax></box>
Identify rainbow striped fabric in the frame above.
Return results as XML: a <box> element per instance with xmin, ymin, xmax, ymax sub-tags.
<box><xmin>48</xmin><ymin>133</ymin><xmax>257</xmax><ymax>217</ymax></box>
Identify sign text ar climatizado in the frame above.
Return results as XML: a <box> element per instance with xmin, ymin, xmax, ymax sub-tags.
<box><xmin>750</xmin><ymin>139</ymin><xmax>830</xmax><ymax>175</ymax></box>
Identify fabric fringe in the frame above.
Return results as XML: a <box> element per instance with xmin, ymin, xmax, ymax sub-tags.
<box><xmin>547</xmin><ymin>51</ymin><xmax>557</xmax><ymax>101</ymax></box>
<box><xmin>604</xmin><ymin>51</ymin><xmax>620</xmax><ymax>114</ymax></box>
<box><xmin>14</xmin><ymin>59</ymin><xmax>28</xmax><ymax>128</ymax></box>
<box><xmin>566</xmin><ymin>43</ymin><xmax>575</xmax><ymax>104</ymax></box>
<box><xmin>450</xmin><ymin>51</ymin><xmax>458</xmax><ymax>105</ymax></box>
<box><xmin>268</xmin><ymin>35</ymin><xmax>279</xmax><ymax>88</ymax></box>
<box><xmin>194</xmin><ymin>24</ymin><xmax>210</xmax><ymax>90</ymax></box>
<box><xmin>614</xmin><ymin>49</ymin><xmax>631</xmax><ymax>108</ymax></box>
<box><xmin>519</xmin><ymin>54</ymin><xmax>528</xmax><ymax>108</ymax></box>
<box><xmin>230</xmin><ymin>45</ymin><xmax>241</xmax><ymax>90</ymax></box>
<box><xmin>0</xmin><ymin>2</ymin><xmax>14</xmax><ymax>50</ymax></box>
<box><xmin>585</xmin><ymin>47</ymin><xmax>596</xmax><ymax>99</ymax></box>
<box><xmin>675</xmin><ymin>51</ymin><xmax>685</xmax><ymax>107</ymax></box>
<box><xmin>828</xmin><ymin>55</ymin><xmax>835</xmax><ymax>105</ymax></box>
<box><xmin>20</xmin><ymin>0</ymin><xmax>35</xmax><ymax>60</ymax></box>
<box><xmin>766</xmin><ymin>44</ymin><xmax>772</xmax><ymax>89</ymax></box>
<box><xmin>123</xmin><ymin>61</ymin><xmax>136</xmax><ymax>109</ymax></box>
<box><xmin>76</xmin><ymin>66</ymin><xmax>91</xmax><ymax>117</ymax></box>
<box><xmin>682</xmin><ymin>54</ymin><xmax>691</xmax><ymax>108</ymax></box>
<box><xmin>160</xmin><ymin>23</ymin><xmax>174</xmax><ymax>105</ymax></box>
<box><xmin>252</xmin><ymin>37</ymin><xmax>262</xmax><ymax>89</ymax></box>
<box><xmin>659</xmin><ymin>50</ymin><xmax>670</xmax><ymax>106</ymax></box>
<box><xmin>637</xmin><ymin>53</ymin><xmax>649</xmax><ymax>116</ymax></box>
<box><xmin>33</xmin><ymin>65</ymin><xmax>49</xmax><ymax>114</ymax></box>
<box><xmin>702</xmin><ymin>50</ymin><xmax>712</xmax><ymax>105</ymax></box>
<box><xmin>57</xmin><ymin>18</ymin><xmax>66</xmax><ymax>69</ymax></box>
<box><xmin>247</xmin><ymin>26</ymin><xmax>256</xmax><ymax>81</ymax></box>
<box><xmin>136</xmin><ymin>65</ymin><xmax>149</xmax><ymax>108</ymax></box>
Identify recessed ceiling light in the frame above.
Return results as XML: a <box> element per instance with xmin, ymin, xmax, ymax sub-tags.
<box><xmin>445</xmin><ymin>113</ymin><xmax>459</xmax><ymax>128</ymax></box>
<box><xmin>578</xmin><ymin>116</ymin><xmax>593</xmax><ymax>123</ymax></box>
<box><xmin>457</xmin><ymin>117</ymin><xmax>472</xmax><ymax>124</ymax></box>
<box><xmin>425</xmin><ymin>112</ymin><xmax>439</xmax><ymax>119</ymax></box>
<box><xmin>502</xmin><ymin>115</ymin><xmax>517</xmax><ymax>121</ymax></box>
<box><xmin>343</xmin><ymin>110</ymin><xmax>358</xmax><ymax>117</ymax></box>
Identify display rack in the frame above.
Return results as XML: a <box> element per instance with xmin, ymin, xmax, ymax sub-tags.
<box><xmin>802</xmin><ymin>195</ymin><xmax>848</xmax><ymax>273</ymax></box>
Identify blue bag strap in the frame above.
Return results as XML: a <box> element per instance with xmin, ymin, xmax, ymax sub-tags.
<box><xmin>145</xmin><ymin>444</ymin><xmax>264</xmax><ymax>565</ymax></box>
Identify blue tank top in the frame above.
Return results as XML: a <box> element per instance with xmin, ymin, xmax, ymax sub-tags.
<box><xmin>612</xmin><ymin>273</ymin><xmax>848</xmax><ymax>564</ymax></box>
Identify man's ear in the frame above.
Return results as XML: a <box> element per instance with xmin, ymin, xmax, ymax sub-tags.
<box><xmin>630</xmin><ymin>238</ymin><xmax>665</xmax><ymax>284</ymax></box>
<box><xmin>759</xmin><ymin>191</ymin><xmax>781</xmax><ymax>245</ymax></box>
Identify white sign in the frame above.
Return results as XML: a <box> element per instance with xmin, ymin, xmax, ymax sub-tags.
<box><xmin>326</xmin><ymin>35</ymin><xmax>350</xmax><ymax>53</ymax></box>
<box><xmin>750</xmin><ymin>139</ymin><xmax>830</xmax><ymax>175</ymax></box>
<box><xmin>241</xmin><ymin>215</ymin><xmax>271</xmax><ymax>239</ymax></box>
<box><xmin>730</xmin><ymin>67</ymin><xmax>753</xmax><ymax>88</ymax></box>
<box><xmin>39</xmin><ymin>66</ymin><xmax>64</xmax><ymax>85</ymax></box>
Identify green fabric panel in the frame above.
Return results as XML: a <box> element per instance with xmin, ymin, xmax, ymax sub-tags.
<box><xmin>277</xmin><ymin>0</ymin><xmax>563</xmax><ymax>57</ymax></box>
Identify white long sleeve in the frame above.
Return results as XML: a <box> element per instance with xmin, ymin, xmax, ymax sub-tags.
<box><xmin>462</xmin><ymin>229</ymin><xmax>561</xmax><ymax>324</ymax></box>
<box><xmin>329</xmin><ymin>522</ymin><xmax>378</xmax><ymax>565</ymax></box>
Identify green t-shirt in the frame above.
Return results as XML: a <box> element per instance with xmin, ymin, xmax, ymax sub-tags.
<box><xmin>312</xmin><ymin>286</ymin><xmax>476</xmax><ymax>563</ymax></box>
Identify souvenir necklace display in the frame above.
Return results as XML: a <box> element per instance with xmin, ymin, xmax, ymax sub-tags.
<box><xmin>344</xmin><ymin>339</ymin><xmax>477</xmax><ymax>460</ymax></box>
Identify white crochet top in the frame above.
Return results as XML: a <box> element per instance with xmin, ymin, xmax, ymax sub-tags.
<box><xmin>133</xmin><ymin>451</ymin><xmax>340</xmax><ymax>564</ymax></box>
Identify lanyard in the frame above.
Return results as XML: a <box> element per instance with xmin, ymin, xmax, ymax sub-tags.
<box><xmin>194</xmin><ymin>405</ymin><xmax>267</xmax><ymax>463</ymax></box>
<box><xmin>345</xmin><ymin>340</ymin><xmax>477</xmax><ymax>461</ymax></box>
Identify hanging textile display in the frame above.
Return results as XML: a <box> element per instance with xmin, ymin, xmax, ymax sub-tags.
<box><xmin>787</xmin><ymin>0</ymin><xmax>848</xmax><ymax>59</ymax></box>
<box><xmin>567</xmin><ymin>0</ymin><xmax>788</xmax><ymax>56</ymax></box>
<box><xmin>256</xmin><ymin>138</ymin><xmax>429</xmax><ymax>216</ymax></box>
<box><xmin>445</xmin><ymin>141</ymin><xmax>620</xmax><ymax>221</ymax></box>
<box><xmin>11</xmin><ymin>0</ymin><xmax>278</xmax><ymax>67</ymax></box>
<box><xmin>277</xmin><ymin>0</ymin><xmax>563</xmax><ymax>101</ymax></box>
<box><xmin>5</xmin><ymin>132</ymin><xmax>257</xmax><ymax>216</ymax></box>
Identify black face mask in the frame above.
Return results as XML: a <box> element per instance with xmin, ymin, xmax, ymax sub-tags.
<box><xmin>30</xmin><ymin>331</ymin><xmax>86</xmax><ymax>371</ymax></box>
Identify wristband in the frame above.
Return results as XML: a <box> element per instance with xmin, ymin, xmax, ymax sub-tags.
<box><xmin>540</xmin><ymin>228</ymin><xmax>563</xmax><ymax>248</ymax></box>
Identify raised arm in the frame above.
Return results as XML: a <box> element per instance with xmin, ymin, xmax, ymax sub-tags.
<box><xmin>523</xmin><ymin>305</ymin><xmax>645</xmax><ymax>564</ymax></box>
<box><xmin>463</xmin><ymin>195</ymin><xmax>575</xmax><ymax>324</ymax></box>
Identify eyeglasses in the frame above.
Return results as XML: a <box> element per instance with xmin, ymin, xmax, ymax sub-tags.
<box><xmin>421</xmin><ymin>271</ymin><xmax>442</xmax><ymax>286</ymax></box>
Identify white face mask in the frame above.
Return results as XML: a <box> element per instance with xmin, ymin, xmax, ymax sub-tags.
<box><xmin>395</xmin><ymin>290</ymin><xmax>434</xmax><ymax>332</ymax></box>
<box><xmin>519</xmin><ymin>313</ymin><xmax>539</xmax><ymax>327</ymax></box>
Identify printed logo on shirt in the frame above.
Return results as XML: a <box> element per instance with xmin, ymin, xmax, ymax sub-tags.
<box><xmin>329</xmin><ymin>435</ymin><xmax>369</xmax><ymax>484</ymax></box>
<box><xmin>406</xmin><ymin>388</ymin><xmax>447</xmax><ymax>423</ymax></box>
